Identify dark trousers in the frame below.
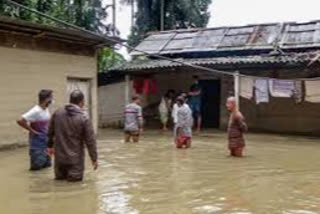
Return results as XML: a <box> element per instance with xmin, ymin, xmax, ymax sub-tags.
<box><xmin>55</xmin><ymin>161</ymin><xmax>84</xmax><ymax>182</ymax></box>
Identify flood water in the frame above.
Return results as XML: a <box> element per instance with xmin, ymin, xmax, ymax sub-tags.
<box><xmin>1</xmin><ymin>129</ymin><xmax>320</xmax><ymax>214</ymax></box>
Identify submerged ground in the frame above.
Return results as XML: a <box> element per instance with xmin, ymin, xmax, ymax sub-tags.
<box><xmin>0</xmin><ymin>129</ymin><xmax>320</xmax><ymax>214</ymax></box>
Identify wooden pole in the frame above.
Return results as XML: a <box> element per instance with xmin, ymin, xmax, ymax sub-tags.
<box><xmin>112</xmin><ymin>0</ymin><xmax>116</xmax><ymax>36</ymax></box>
<box><xmin>234</xmin><ymin>71</ymin><xmax>240</xmax><ymax>109</ymax></box>
<box><xmin>131</xmin><ymin>0</ymin><xmax>134</xmax><ymax>28</ymax></box>
<box><xmin>160</xmin><ymin>0</ymin><xmax>164</xmax><ymax>31</ymax></box>
<box><xmin>125</xmin><ymin>75</ymin><xmax>130</xmax><ymax>105</ymax></box>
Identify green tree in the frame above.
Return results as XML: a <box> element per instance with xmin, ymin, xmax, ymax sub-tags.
<box><xmin>122</xmin><ymin>0</ymin><xmax>212</xmax><ymax>47</ymax></box>
<box><xmin>98</xmin><ymin>47</ymin><xmax>126</xmax><ymax>73</ymax></box>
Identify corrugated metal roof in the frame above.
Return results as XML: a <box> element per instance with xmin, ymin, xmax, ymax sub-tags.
<box><xmin>111</xmin><ymin>52</ymin><xmax>319</xmax><ymax>73</ymax></box>
<box><xmin>131</xmin><ymin>20</ymin><xmax>320</xmax><ymax>56</ymax></box>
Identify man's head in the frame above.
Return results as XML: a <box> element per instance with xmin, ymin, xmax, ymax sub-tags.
<box><xmin>177</xmin><ymin>96</ymin><xmax>185</xmax><ymax>107</ymax></box>
<box><xmin>226</xmin><ymin>97</ymin><xmax>237</xmax><ymax>112</ymax></box>
<box><xmin>70</xmin><ymin>90</ymin><xmax>85</xmax><ymax>108</ymax></box>
<box><xmin>38</xmin><ymin>89</ymin><xmax>53</xmax><ymax>108</ymax></box>
<box><xmin>132</xmin><ymin>95</ymin><xmax>141</xmax><ymax>105</ymax></box>
<box><xmin>166</xmin><ymin>89</ymin><xmax>175</xmax><ymax>98</ymax></box>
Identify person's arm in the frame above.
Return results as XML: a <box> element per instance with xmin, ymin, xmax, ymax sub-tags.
<box><xmin>17</xmin><ymin>108</ymin><xmax>39</xmax><ymax>135</ymax></box>
<box><xmin>16</xmin><ymin>118</ymin><xmax>37</xmax><ymax>134</ymax></box>
<box><xmin>172</xmin><ymin>105</ymin><xmax>178</xmax><ymax>124</ymax></box>
<box><xmin>236</xmin><ymin>113</ymin><xmax>248</xmax><ymax>133</ymax></box>
<box><xmin>83</xmin><ymin>118</ymin><xmax>98</xmax><ymax>170</ymax></box>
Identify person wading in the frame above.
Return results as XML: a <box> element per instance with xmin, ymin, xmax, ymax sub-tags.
<box><xmin>176</xmin><ymin>96</ymin><xmax>193</xmax><ymax>149</ymax></box>
<box><xmin>158</xmin><ymin>89</ymin><xmax>175</xmax><ymax>131</ymax></box>
<box><xmin>47</xmin><ymin>90</ymin><xmax>98</xmax><ymax>182</ymax></box>
<box><xmin>124</xmin><ymin>96</ymin><xmax>143</xmax><ymax>143</ymax></box>
<box><xmin>226</xmin><ymin>97</ymin><xmax>248</xmax><ymax>157</ymax></box>
<box><xmin>17</xmin><ymin>89</ymin><xmax>54</xmax><ymax>171</ymax></box>
<box><xmin>188</xmin><ymin>76</ymin><xmax>202</xmax><ymax>133</ymax></box>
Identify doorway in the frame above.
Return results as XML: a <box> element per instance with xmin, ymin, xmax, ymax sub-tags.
<box><xmin>67</xmin><ymin>78</ymin><xmax>92</xmax><ymax>118</ymax></box>
<box><xmin>200</xmin><ymin>80</ymin><xmax>221</xmax><ymax>128</ymax></box>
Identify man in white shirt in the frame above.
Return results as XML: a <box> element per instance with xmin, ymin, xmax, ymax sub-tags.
<box><xmin>17</xmin><ymin>89</ymin><xmax>54</xmax><ymax>170</ymax></box>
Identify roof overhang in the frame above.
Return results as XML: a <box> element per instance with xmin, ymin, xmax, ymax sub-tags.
<box><xmin>111</xmin><ymin>52</ymin><xmax>320</xmax><ymax>74</ymax></box>
<box><xmin>0</xmin><ymin>16</ymin><xmax>122</xmax><ymax>47</ymax></box>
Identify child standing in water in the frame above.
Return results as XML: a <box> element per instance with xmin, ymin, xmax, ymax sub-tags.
<box><xmin>158</xmin><ymin>90</ymin><xmax>175</xmax><ymax>131</ymax></box>
<box><xmin>226</xmin><ymin>97</ymin><xmax>248</xmax><ymax>157</ymax></box>
<box><xmin>176</xmin><ymin>96</ymin><xmax>193</xmax><ymax>149</ymax></box>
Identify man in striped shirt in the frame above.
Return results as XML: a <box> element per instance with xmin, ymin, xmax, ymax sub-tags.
<box><xmin>124</xmin><ymin>96</ymin><xmax>143</xmax><ymax>143</ymax></box>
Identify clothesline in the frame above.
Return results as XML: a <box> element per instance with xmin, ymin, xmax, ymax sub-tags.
<box><xmin>240</xmin><ymin>77</ymin><xmax>320</xmax><ymax>104</ymax></box>
<box><xmin>5</xmin><ymin>0</ymin><xmax>320</xmax><ymax>83</ymax></box>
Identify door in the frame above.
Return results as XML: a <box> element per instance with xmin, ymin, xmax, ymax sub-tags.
<box><xmin>67</xmin><ymin>78</ymin><xmax>92</xmax><ymax>118</ymax></box>
<box><xmin>200</xmin><ymin>80</ymin><xmax>221</xmax><ymax>128</ymax></box>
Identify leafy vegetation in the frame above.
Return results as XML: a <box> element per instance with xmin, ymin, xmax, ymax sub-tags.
<box><xmin>122</xmin><ymin>0</ymin><xmax>212</xmax><ymax>47</ymax></box>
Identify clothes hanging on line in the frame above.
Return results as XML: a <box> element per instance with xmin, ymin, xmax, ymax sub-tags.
<box><xmin>255</xmin><ymin>79</ymin><xmax>269</xmax><ymax>104</ymax></box>
<box><xmin>142</xmin><ymin>79</ymin><xmax>158</xmax><ymax>95</ymax></box>
<box><xmin>293</xmin><ymin>81</ymin><xmax>303</xmax><ymax>103</ymax></box>
<box><xmin>305</xmin><ymin>80</ymin><xmax>320</xmax><ymax>103</ymax></box>
<box><xmin>269</xmin><ymin>79</ymin><xmax>295</xmax><ymax>98</ymax></box>
<box><xmin>240</xmin><ymin>76</ymin><xmax>254</xmax><ymax>100</ymax></box>
<box><xmin>133</xmin><ymin>78</ymin><xmax>158</xmax><ymax>95</ymax></box>
<box><xmin>133</xmin><ymin>79</ymin><xmax>144</xmax><ymax>94</ymax></box>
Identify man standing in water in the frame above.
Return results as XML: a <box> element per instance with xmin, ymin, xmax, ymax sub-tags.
<box><xmin>47</xmin><ymin>90</ymin><xmax>98</xmax><ymax>182</ymax></box>
<box><xmin>188</xmin><ymin>76</ymin><xmax>202</xmax><ymax>133</ymax></box>
<box><xmin>17</xmin><ymin>89</ymin><xmax>53</xmax><ymax>170</ymax></box>
<box><xmin>176</xmin><ymin>96</ymin><xmax>193</xmax><ymax>149</ymax></box>
<box><xmin>124</xmin><ymin>96</ymin><xmax>143</xmax><ymax>143</ymax></box>
<box><xmin>226</xmin><ymin>97</ymin><xmax>248</xmax><ymax>157</ymax></box>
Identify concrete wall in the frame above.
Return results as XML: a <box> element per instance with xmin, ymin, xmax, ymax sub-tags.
<box><xmin>0</xmin><ymin>46</ymin><xmax>97</xmax><ymax>148</ymax></box>
<box><xmin>98</xmin><ymin>80</ymin><xmax>132</xmax><ymax>127</ymax></box>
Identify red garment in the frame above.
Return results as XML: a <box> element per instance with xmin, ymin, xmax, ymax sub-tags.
<box><xmin>142</xmin><ymin>79</ymin><xmax>158</xmax><ymax>95</ymax></box>
<box><xmin>229</xmin><ymin>144</ymin><xmax>245</xmax><ymax>157</ymax></box>
<box><xmin>176</xmin><ymin>136</ymin><xmax>191</xmax><ymax>149</ymax></box>
<box><xmin>133</xmin><ymin>79</ymin><xmax>144</xmax><ymax>94</ymax></box>
<box><xmin>149</xmin><ymin>79</ymin><xmax>158</xmax><ymax>94</ymax></box>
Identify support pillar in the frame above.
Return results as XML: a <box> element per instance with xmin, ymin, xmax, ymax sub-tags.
<box><xmin>234</xmin><ymin>71</ymin><xmax>240</xmax><ymax>109</ymax></box>
<box><xmin>125</xmin><ymin>75</ymin><xmax>130</xmax><ymax>105</ymax></box>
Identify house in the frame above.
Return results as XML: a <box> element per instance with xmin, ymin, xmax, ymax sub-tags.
<box><xmin>0</xmin><ymin>16</ymin><xmax>117</xmax><ymax>149</ymax></box>
<box><xmin>100</xmin><ymin>20</ymin><xmax>320</xmax><ymax>135</ymax></box>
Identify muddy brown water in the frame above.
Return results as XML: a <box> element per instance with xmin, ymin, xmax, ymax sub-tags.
<box><xmin>1</xmin><ymin>129</ymin><xmax>320</xmax><ymax>214</ymax></box>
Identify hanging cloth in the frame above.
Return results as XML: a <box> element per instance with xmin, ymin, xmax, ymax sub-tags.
<box><xmin>133</xmin><ymin>79</ymin><xmax>144</xmax><ymax>94</ymax></box>
<box><xmin>293</xmin><ymin>81</ymin><xmax>303</xmax><ymax>103</ymax></box>
<box><xmin>240</xmin><ymin>76</ymin><xmax>254</xmax><ymax>100</ymax></box>
<box><xmin>143</xmin><ymin>79</ymin><xmax>158</xmax><ymax>96</ymax></box>
<box><xmin>255</xmin><ymin>79</ymin><xmax>269</xmax><ymax>104</ymax></box>
<box><xmin>305</xmin><ymin>80</ymin><xmax>320</xmax><ymax>103</ymax></box>
<box><xmin>149</xmin><ymin>79</ymin><xmax>158</xmax><ymax>95</ymax></box>
<box><xmin>269</xmin><ymin>79</ymin><xmax>295</xmax><ymax>98</ymax></box>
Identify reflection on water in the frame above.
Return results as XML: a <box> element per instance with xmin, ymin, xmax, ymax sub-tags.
<box><xmin>1</xmin><ymin>130</ymin><xmax>320</xmax><ymax>214</ymax></box>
